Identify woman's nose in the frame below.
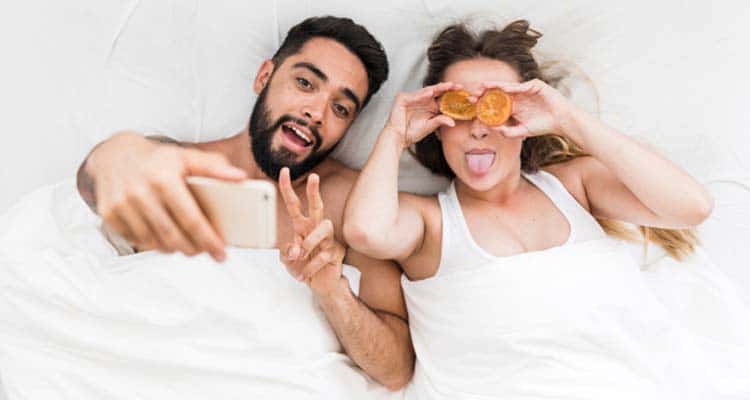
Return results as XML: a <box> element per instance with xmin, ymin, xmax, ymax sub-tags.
<box><xmin>470</xmin><ymin>119</ymin><xmax>489</xmax><ymax>139</ymax></box>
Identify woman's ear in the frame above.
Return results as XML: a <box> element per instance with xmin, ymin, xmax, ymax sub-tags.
<box><xmin>253</xmin><ymin>60</ymin><xmax>275</xmax><ymax>94</ymax></box>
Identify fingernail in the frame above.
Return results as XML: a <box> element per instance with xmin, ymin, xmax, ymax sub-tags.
<box><xmin>289</xmin><ymin>246</ymin><xmax>300</xmax><ymax>260</ymax></box>
<box><xmin>296</xmin><ymin>274</ymin><xmax>304</xmax><ymax>282</ymax></box>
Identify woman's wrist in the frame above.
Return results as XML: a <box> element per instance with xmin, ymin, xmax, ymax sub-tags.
<box><xmin>379</xmin><ymin>126</ymin><xmax>410</xmax><ymax>153</ymax></box>
<box><xmin>556</xmin><ymin>104</ymin><xmax>595</xmax><ymax>149</ymax></box>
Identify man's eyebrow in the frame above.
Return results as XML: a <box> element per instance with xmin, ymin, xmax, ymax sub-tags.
<box><xmin>341</xmin><ymin>88</ymin><xmax>362</xmax><ymax>113</ymax></box>
<box><xmin>293</xmin><ymin>62</ymin><xmax>327</xmax><ymax>82</ymax></box>
<box><xmin>293</xmin><ymin>61</ymin><xmax>363</xmax><ymax>113</ymax></box>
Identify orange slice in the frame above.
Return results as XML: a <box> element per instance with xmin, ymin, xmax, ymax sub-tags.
<box><xmin>439</xmin><ymin>90</ymin><xmax>476</xmax><ymax>120</ymax></box>
<box><xmin>477</xmin><ymin>89</ymin><xmax>512</xmax><ymax>126</ymax></box>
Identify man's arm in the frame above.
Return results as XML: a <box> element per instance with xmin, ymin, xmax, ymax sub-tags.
<box><xmin>76</xmin><ymin>133</ymin><xmax>188</xmax><ymax>212</ymax></box>
<box><xmin>74</xmin><ymin>131</ymin><xmax>247</xmax><ymax>260</ymax></box>
<box><xmin>277</xmin><ymin>167</ymin><xmax>413</xmax><ymax>390</ymax></box>
<box><xmin>315</xmin><ymin>249</ymin><xmax>413</xmax><ymax>391</ymax></box>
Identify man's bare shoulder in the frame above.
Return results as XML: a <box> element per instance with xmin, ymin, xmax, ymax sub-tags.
<box><xmin>315</xmin><ymin>158</ymin><xmax>358</xmax><ymax>195</ymax></box>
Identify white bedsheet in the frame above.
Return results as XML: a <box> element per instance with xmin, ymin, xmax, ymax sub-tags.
<box><xmin>0</xmin><ymin>180</ymin><xmax>401</xmax><ymax>400</ymax></box>
<box><xmin>402</xmin><ymin>238</ymin><xmax>750</xmax><ymax>399</ymax></box>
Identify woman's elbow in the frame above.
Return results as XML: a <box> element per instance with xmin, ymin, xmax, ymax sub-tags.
<box><xmin>684</xmin><ymin>192</ymin><xmax>714</xmax><ymax>226</ymax></box>
<box><xmin>343</xmin><ymin>219</ymin><xmax>377</xmax><ymax>253</ymax></box>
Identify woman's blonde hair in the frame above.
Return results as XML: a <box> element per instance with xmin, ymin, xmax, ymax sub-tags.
<box><xmin>413</xmin><ymin>19</ymin><xmax>699</xmax><ymax>261</ymax></box>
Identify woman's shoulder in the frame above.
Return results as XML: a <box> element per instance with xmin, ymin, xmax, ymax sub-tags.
<box><xmin>540</xmin><ymin>156</ymin><xmax>595</xmax><ymax>212</ymax></box>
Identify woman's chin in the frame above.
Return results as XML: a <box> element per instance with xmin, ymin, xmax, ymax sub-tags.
<box><xmin>456</xmin><ymin>170</ymin><xmax>497</xmax><ymax>192</ymax></box>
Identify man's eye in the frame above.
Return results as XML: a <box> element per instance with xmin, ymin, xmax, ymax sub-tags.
<box><xmin>334</xmin><ymin>104</ymin><xmax>350</xmax><ymax>118</ymax></box>
<box><xmin>296</xmin><ymin>77</ymin><xmax>311</xmax><ymax>89</ymax></box>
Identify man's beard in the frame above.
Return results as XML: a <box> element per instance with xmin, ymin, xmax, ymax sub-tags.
<box><xmin>248</xmin><ymin>85</ymin><xmax>338</xmax><ymax>181</ymax></box>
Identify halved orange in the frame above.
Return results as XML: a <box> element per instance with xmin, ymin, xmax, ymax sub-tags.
<box><xmin>477</xmin><ymin>89</ymin><xmax>512</xmax><ymax>126</ymax></box>
<box><xmin>439</xmin><ymin>90</ymin><xmax>476</xmax><ymax>120</ymax></box>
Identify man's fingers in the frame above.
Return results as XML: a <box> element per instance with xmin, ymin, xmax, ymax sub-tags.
<box><xmin>301</xmin><ymin>219</ymin><xmax>334</xmax><ymax>257</ymax></box>
<box><xmin>161</xmin><ymin>182</ymin><xmax>226</xmax><ymax>261</ymax></box>
<box><xmin>133</xmin><ymin>191</ymin><xmax>199</xmax><ymax>256</ymax></box>
<box><xmin>278</xmin><ymin>167</ymin><xmax>308</xmax><ymax>232</ymax></box>
<box><xmin>299</xmin><ymin>243</ymin><xmax>346</xmax><ymax>282</ymax></box>
<box><xmin>306</xmin><ymin>173</ymin><xmax>324</xmax><ymax>225</ymax></box>
<box><xmin>285</xmin><ymin>233</ymin><xmax>305</xmax><ymax>262</ymax></box>
<box><xmin>103</xmin><ymin>212</ymin><xmax>140</xmax><ymax>247</ymax></box>
<box><xmin>182</xmin><ymin>149</ymin><xmax>247</xmax><ymax>181</ymax></box>
<box><xmin>116</xmin><ymin>202</ymin><xmax>158</xmax><ymax>249</ymax></box>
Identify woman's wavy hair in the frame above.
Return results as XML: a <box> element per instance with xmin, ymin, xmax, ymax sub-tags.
<box><xmin>412</xmin><ymin>19</ymin><xmax>698</xmax><ymax>260</ymax></box>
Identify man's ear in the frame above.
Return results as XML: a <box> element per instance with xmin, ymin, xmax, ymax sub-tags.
<box><xmin>253</xmin><ymin>59</ymin><xmax>275</xmax><ymax>94</ymax></box>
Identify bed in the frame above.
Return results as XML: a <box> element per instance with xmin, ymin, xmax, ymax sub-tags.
<box><xmin>1</xmin><ymin>1</ymin><xmax>748</xmax><ymax>398</ymax></box>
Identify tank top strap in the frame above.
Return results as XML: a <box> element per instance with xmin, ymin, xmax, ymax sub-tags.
<box><xmin>522</xmin><ymin>170</ymin><xmax>606</xmax><ymax>243</ymax></box>
<box><xmin>436</xmin><ymin>182</ymin><xmax>496</xmax><ymax>277</ymax></box>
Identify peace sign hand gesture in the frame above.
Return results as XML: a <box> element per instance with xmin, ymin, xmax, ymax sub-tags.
<box><xmin>278</xmin><ymin>167</ymin><xmax>346</xmax><ymax>296</ymax></box>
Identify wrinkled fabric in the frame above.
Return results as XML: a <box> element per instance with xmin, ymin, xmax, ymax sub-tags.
<box><xmin>402</xmin><ymin>238</ymin><xmax>750</xmax><ymax>399</ymax></box>
<box><xmin>0</xmin><ymin>180</ymin><xmax>401</xmax><ymax>400</ymax></box>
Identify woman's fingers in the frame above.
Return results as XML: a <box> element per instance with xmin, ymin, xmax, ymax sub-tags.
<box><xmin>424</xmin><ymin>115</ymin><xmax>456</xmax><ymax>133</ymax></box>
<box><xmin>403</xmin><ymin>82</ymin><xmax>463</xmax><ymax>105</ymax></box>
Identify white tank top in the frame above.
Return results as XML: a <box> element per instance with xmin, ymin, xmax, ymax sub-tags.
<box><xmin>436</xmin><ymin>170</ymin><xmax>606</xmax><ymax>277</ymax></box>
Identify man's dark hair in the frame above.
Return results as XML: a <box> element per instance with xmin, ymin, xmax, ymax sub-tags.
<box><xmin>271</xmin><ymin>16</ymin><xmax>389</xmax><ymax>109</ymax></box>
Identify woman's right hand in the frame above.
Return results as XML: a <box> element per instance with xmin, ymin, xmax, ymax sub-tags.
<box><xmin>383</xmin><ymin>82</ymin><xmax>461</xmax><ymax>148</ymax></box>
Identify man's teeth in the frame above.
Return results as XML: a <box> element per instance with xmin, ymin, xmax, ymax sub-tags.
<box><xmin>289</xmin><ymin>125</ymin><xmax>311</xmax><ymax>145</ymax></box>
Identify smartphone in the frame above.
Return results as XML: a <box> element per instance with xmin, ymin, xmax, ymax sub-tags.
<box><xmin>186</xmin><ymin>176</ymin><xmax>276</xmax><ymax>248</ymax></box>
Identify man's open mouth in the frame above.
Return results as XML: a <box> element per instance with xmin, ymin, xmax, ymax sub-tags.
<box><xmin>281</xmin><ymin>122</ymin><xmax>314</xmax><ymax>148</ymax></box>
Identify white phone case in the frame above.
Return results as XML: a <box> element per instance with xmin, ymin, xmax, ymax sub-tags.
<box><xmin>186</xmin><ymin>176</ymin><xmax>276</xmax><ymax>248</ymax></box>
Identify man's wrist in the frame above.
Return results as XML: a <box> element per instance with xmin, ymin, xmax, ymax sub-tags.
<box><xmin>313</xmin><ymin>276</ymin><xmax>353</xmax><ymax>308</ymax></box>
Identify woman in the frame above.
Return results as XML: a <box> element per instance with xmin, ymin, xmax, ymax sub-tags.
<box><xmin>344</xmin><ymin>20</ymin><xmax>746</xmax><ymax>399</ymax></box>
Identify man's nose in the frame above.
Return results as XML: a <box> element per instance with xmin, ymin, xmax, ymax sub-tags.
<box><xmin>301</xmin><ymin>96</ymin><xmax>326</xmax><ymax>125</ymax></box>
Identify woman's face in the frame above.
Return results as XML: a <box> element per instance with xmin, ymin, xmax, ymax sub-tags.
<box><xmin>438</xmin><ymin>57</ymin><xmax>523</xmax><ymax>191</ymax></box>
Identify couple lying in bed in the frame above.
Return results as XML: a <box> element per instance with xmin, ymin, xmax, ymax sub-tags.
<box><xmin>77</xmin><ymin>15</ymin><xmax>718</xmax><ymax>398</ymax></box>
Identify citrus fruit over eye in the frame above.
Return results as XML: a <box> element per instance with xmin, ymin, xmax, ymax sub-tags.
<box><xmin>439</xmin><ymin>90</ymin><xmax>476</xmax><ymax>120</ymax></box>
<box><xmin>477</xmin><ymin>89</ymin><xmax>512</xmax><ymax>126</ymax></box>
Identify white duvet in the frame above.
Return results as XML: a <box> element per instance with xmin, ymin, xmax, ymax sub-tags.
<box><xmin>0</xmin><ymin>180</ymin><xmax>401</xmax><ymax>400</ymax></box>
<box><xmin>402</xmin><ymin>238</ymin><xmax>750</xmax><ymax>400</ymax></box>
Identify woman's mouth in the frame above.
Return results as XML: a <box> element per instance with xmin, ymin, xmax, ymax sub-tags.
<box><xmin>465</xmin><ymin>149</ymin><xmax>495</xmax><ymax>176</ymax></box>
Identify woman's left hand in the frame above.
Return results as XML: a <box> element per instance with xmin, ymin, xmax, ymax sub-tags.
<box><xmin>470</xmin><ymin>79</ymin><xmax>578</xmax><ymax>138</ymax></box>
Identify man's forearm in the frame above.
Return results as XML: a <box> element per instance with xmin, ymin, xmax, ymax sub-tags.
<box><xmin>316</xmin><ymin>279</ymin><xmax>414</xmax><ymax>391</ymax></box>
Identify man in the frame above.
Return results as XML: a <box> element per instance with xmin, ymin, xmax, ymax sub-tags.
<box><xmin>76</xmin><ymin>16</ymin><xmax>412</xmax><ymax>391</ymax></box>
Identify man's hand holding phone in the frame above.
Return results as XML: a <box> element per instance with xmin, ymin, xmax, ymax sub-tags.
<box><xmin>84</xmin><ymin>132</ymin><xmax>247</xmax><ymax>261</ymax></box>
<box><xmin>278</xmin><ymin>167</ymin><xmax>347</xmax><ymax>297</ymax></box>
